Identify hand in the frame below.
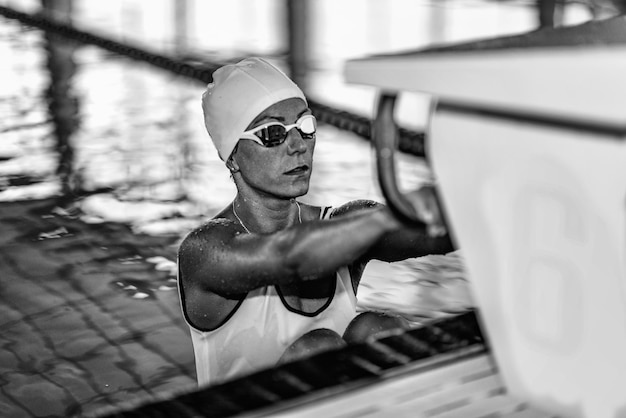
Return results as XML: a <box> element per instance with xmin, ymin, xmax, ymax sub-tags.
<box><xmin>406</xmin><ymin>183</ymin><xmax>447</xmax><ymax>237</ymax></box>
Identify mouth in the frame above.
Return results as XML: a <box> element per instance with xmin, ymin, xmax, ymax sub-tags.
<box><xmin>284</xmin><ymin>165</ymin><xmax>310</xmax><ymax>175</ymax></box>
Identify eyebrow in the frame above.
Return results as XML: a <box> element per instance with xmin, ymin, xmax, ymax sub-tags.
<box><xmin>253</xmin><ymin>108</ymin><xmax>312</xmax><ymax>125</ymax></box>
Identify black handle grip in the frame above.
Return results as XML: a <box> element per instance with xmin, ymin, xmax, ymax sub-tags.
<box><xmin>373</xmin><ymin>93</ymin><xmax>422</xmax><ymax>224</ymax></box>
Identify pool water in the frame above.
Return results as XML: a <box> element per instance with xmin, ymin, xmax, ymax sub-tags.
<box><xmin>0</xmin><ymin>7</ymin><xmax>475</xmax><ymax>418</ymax></box>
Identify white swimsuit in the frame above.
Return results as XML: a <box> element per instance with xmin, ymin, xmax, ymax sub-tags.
<box><xmin>179</xmin><ymin>206</ymin><xmax>358</xmax><ymax>386</ymax></box>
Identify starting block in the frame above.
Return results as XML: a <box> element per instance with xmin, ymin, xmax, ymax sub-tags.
<box><xmin>346</xmin><ymin>15</ymin><xmax>626</xmax><ymax>418</ymax></box>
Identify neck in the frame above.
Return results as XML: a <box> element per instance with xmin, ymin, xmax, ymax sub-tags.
<box><xmin>232</xmin><ymin>195</ymin><xmax>302</xmax><ymax>234</ymax></box>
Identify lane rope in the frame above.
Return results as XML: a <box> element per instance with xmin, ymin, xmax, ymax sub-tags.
<box><xmin>0</xmin><ymin>5</ymin><xmax>426</xmax><ymax>157</ymax></box>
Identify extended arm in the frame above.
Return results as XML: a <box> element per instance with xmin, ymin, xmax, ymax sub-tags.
<box><xmin>178</xmin><ymin>206</ymin><xmax>399</xmax><ymax>297</ymax></box>
<box><xmin>333</xmin><ymin>196</ymin><xmax>455</xmax><ymax>263</ymax></box>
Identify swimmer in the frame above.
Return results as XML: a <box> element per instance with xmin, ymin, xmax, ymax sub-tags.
<box><xmin>177</xmin><ymin>57</ymin><xmax>454</xmax><ymax>386</ymax></box>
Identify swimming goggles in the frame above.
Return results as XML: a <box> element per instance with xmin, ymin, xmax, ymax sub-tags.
<box><xmin>240</xmin><ymin>114</ymin><xmax>317</xmax><ymax>147</ymax></box>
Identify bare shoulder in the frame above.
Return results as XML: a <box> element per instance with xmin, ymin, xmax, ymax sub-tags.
<box><xmin>179</xmin><ymin>217</ymin><xmax>240</xmax><ymax>257</ymax></box>
<box><xmin>329</xmin><ymin>199</ymin><xmax>383</xmax><ymax>218</ymax></box>
<box><xmin>177</xmin><ymin>216</ymin><xmax>246</xmax><ymax>288</ymax></box>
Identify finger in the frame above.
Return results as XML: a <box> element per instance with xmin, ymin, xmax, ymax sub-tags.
<box><xmin>419</xmin><ymin>196</ymin><xmax>447</xmax><ymax>237</ymax></box>
<box><xmin>427</xmin><ymin>223</ymin><xmax>447</xmax><ymax>237</ymax></box>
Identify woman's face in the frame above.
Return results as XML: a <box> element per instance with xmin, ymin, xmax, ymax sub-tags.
<box><xmin>231</xmin><ymin>97</ymin><xmax>316</xmax><ymax>199</ymax></box>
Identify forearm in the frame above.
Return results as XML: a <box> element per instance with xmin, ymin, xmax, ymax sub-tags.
<box><xmin>369</xmin><ymin>226</ymin><xmax>455</xmax><ymax>262</ymax></box>
<box><xmin>363</xmin><ymin>184</ymin><xmax>456</xmax><ymax>261</ymax></box>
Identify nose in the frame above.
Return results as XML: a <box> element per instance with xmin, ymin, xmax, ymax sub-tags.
<box><xmin>286</xmin><ymin>129</ymin><xmax>308</xmax><ymax>154</ymax></box>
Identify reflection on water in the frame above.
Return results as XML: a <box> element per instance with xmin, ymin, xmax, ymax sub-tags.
<box><xmin>42</xmin><ymin>0</ymin><xmax>80</xmax><ymax>196</ymax></box>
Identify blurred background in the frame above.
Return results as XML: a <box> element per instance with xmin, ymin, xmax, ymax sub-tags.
<box><xmin>0</xmin><ymin>0</ymin><xmax>624</xmax><ymax>417</ymax></box>
<box><xmin>2</xmin><ymin>0</ymin><xmax>622</xmax><ymax>222</ymax></box>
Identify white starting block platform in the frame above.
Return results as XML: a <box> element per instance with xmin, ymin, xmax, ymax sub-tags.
<box><xmin>345</xmin><ymin>15</ymin><xmax>626</xmax><ymax>418</ymax></box>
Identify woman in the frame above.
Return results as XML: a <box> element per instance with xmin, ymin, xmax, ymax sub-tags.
<box><xmin>178</xmin><ymin>57</ymin><xmax>454</xmax><ymax>386</ymax></box>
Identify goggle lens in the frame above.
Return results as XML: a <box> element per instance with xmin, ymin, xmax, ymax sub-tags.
<box><xmin>242</xmin><ymin>114</ymin><xmax>316</xmax><ymax>147</ymax></box>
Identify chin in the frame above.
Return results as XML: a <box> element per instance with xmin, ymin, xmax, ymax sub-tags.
<box><xmin>283</xmin><ymin>183</ymin><xmax>309</xmax><ymax>198</ymax></box>
<box><xmin>292</xmin><ymin>187</ymin><xmax>309</xmax><ymax>198</ymax></box>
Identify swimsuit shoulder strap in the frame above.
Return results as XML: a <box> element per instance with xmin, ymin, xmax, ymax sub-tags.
<box><xmin>320</xmin><ymin>206</ymin><xmax>333</xmax><ymax>220</ymax></box>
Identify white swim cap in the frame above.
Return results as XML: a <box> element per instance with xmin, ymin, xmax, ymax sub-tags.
<box><xmin>201</xmin><ymin>57</ymin><xmax>307</xmax><ymax>161</ymax></box>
